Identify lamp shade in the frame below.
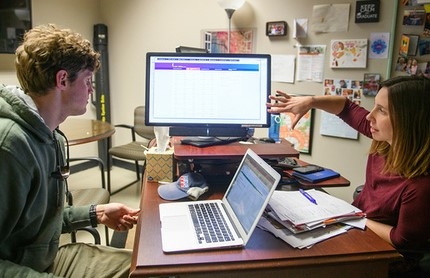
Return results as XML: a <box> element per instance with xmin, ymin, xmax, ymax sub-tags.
<box><xmin>217</xmin><ymin>0</ymin><xmax>245</xmax><ymax>11</ymax></box>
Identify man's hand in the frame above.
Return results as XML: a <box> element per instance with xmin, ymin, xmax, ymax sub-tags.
<box><xmin>95</xmin><ymin>203</ymin><xmax>140</xmax><ymax>231</ymax></box>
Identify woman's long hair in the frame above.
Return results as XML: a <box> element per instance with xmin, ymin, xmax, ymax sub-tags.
<box><xmin>369</xmin><ymin>75</ymin><xmax>430</xmax><ymax>178</ymax></box>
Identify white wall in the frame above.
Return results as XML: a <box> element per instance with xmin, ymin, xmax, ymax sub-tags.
<box><xmin>0</xmin><ymin>0</ymin><xmax>102</xmax><ymax>155</ymax></box>
<box><xmin>0</xmin><ymin>0</ymin><xmax>398</xmax><ymax>202</ymax></box>
<box><xmin>100</xmin><ymin>0</ymin><xmax>396</xmax><ymax>202</ymax></box>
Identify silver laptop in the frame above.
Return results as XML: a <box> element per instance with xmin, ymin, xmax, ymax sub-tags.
<box><xmin>159</xmin><ymin>149</ymin><xmax>281</xmax><ymax>253</ymax></box>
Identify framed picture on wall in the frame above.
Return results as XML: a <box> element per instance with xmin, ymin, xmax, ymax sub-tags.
<box><xmin>279</xmin><ymin>109</ymin><xmax>314</xmax><ymax>154</ymax></box>
<box><xmin>355</xmin><ymin>0</ymin><xmax>380</xmax><ymax>23</ymax></box>
<box><xmin>363</xmin><ymin>73</ymin><xmax>381</xmax><ymax>96</ymax></box>
<box><xmin>330</xmin><ymin>39</ymin><xmax>368</xmax><ymax>68</ymax></box>
<box><xmin>401</xmin><ymin>34</ymin><xmax>419</xmax><ymax>56</ymax></box>
<box><xmin>203</xmin><ymin>29</ymin><xmax>255</xmax><ymax>53</ymax></box>
<box><xmin>403</xmin><ymin>9</ymin><xmax>426</xmax><ymax>26</ymax></box>
<box><xmin>266</xmin><ymin>21</ymin><xmax>287</xmax><ymax>37</ymax></box>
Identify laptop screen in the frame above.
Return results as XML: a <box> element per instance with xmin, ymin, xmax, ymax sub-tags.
<box><xmin>224</xmin><ymin>152</ymin><xmax>278</xmax><ymax>234</ymax></box>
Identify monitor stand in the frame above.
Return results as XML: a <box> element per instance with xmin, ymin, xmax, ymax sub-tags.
<box><xmin>180</xmin><ymin>136</ymin><xmax>243</xmax><ymax>147</ymax></box>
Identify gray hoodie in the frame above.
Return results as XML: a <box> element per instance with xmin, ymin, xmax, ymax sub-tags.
<box><xmin>0</xmin><ymin>85</ymin><xmax>91</xmax><ymax>277</ymax></box>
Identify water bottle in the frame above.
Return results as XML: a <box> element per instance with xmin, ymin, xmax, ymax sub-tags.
<box><xmin>247</xmin><ymin>127</ymin><xmax>255</xmax><ymax>139</ymax></box>
<box><xmin>269</xmin><ymin>114</ymin><xmax>281</xmax><ymax>142</ymax></box>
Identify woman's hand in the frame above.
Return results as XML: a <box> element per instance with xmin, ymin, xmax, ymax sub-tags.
<box><xmin>266</xmin><ymin>90</ymin><xmax>313</xmax><ymax>129</ymax></box>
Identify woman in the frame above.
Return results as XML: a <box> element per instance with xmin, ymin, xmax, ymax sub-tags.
<box><xmin>267</xmin><ymin>75</ymin><xmax>430</xmax><ymax>274</ymax></box>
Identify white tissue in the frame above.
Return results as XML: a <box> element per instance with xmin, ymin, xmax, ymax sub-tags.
<box><xmin>154</xmin><ymin>126</ymin><xmax>170</xmax><ymax>153</ymax></box>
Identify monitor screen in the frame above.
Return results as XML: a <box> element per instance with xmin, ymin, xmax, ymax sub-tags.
<box><xmin>145</xmin><ymin>52</ymin><xmax>271</xmax><ymax>138</ymax></box>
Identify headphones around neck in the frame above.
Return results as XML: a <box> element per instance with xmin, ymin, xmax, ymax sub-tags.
<box><xmin>51</xmin><ymin>128</ymin><xmax>70</xmax><ymax>181</ymax></box>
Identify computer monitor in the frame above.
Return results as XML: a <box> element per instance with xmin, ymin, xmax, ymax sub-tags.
<box><xmin>145</xmin><ymin>52</ymin><xmax>271</xmax><ymax>142</ymax></box>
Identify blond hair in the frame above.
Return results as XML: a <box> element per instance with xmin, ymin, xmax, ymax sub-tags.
<box><xmin>15</xmin><ymin>24</ymin><xmax>100</xmax><ymax>95</ymax></box>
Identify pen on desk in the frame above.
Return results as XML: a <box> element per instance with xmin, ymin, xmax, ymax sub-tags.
<box><xmin>299</xmin><ymin>188</ymin><xmax>318</xmax><ymax>205</ymax></box>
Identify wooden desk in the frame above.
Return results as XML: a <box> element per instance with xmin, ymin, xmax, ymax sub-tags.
<box><xmin>173</xmin><ymin>138</ymin><xmax>300</xmax><ymax>182</ymax></box>
<box><xmin>173</xmin><ymin>138</ymin><xmax>299</xmax><ymax>160</ymax></box>
<box><xmin>130</xmin><ymin>177</ymin><xmax>401</xmax><ymax>278</ymax></box>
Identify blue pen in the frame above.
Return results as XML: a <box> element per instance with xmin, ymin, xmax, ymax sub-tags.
<box><xmin>299</xmin><ymin>188</ymin><xmax>318</xmax><ymax>205</ymax></box>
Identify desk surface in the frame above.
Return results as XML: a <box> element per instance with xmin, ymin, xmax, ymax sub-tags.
<box><xmin>59</xmin><ymin>118</ymin><xmax>115</xmax><ymax>146</ymax></box>
<box><xmin>130</xmin><ymin>178</ymin><xmax>401</xmax><ymax>278</ymax></box>
<box><xmin>173</xmin><ymin>138</ymin><xmax>299</xmax><ymax>160</ymax></box>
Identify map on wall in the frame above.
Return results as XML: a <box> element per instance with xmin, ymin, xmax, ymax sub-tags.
<box><xmin>279</xmin><ymin>110</ymin><xmax>314</xmax><ymax>154</ymax></box>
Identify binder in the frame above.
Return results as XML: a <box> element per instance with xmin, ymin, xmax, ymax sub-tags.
<box><xmin>292</xmin><ymin>168</ymin><xmax>340</xmax><ymax>183</ymax></box>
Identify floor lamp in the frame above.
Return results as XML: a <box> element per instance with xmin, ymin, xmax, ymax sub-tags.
<box><xmin>217</xmin><ymin>0</ymin><xmax>245</xmax><ymax>53</ymax></box>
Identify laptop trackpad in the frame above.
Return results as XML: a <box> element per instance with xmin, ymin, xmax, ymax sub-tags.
<box><xmin>162</xmin><ymin>215</ymin><xmax>189</xmax><ymax>230</ymax></box>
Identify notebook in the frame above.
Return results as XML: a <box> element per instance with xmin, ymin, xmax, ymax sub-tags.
<box><xmin>159</xmin><ymin>149</ymin><xmax>281</xmax><ymax>253</ymax></box>
<box><xmin>292</xmin><ymin>168</ymin><xmax>340</xmax><ymax>183</ymax></box>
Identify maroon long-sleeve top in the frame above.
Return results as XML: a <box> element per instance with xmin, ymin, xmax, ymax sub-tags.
<box><xmin>338</xmin><ymin>99</ymin><xmax>430</xmax><ymax>250</ymax></box>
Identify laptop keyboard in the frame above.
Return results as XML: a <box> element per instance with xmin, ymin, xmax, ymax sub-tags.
<box><xmin>188</xmin><ymin>203</ymin><xmax>235</xmax><ymax>244</ymax></box>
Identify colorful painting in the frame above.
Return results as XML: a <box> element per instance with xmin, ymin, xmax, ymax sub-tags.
<box><xmin>330</xmin><ymin>39</ymin><xmax>368</xmax><ymax>68</ymax></box>
<box><xmin>204</xmin><ymin>29</ymin><xmax>254</xmax><ymax>54</ymax></box>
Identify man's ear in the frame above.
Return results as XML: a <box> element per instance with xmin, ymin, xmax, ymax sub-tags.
<box><xmin>56</xmin><ymin>70</ymin><xmax>68</xmax><ymax>88</ymax></box>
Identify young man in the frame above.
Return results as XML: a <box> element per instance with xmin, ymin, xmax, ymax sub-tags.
<box><xmin>0</xmin><ymin>24</ymin><xmax>140</xmax><ymax>277</ymax></box>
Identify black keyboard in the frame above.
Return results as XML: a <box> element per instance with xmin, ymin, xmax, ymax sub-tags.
<box><xmin>188</xmin><ymin>203</ymin><xmax>235</xmax><ymax>244</ymax></box>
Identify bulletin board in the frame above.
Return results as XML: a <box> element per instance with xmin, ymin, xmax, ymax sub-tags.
<box><xmin>201</xmin><ymin>0</ymin><xmax>395</xmax><ymax>160</ymax></box>
<box><xmin>391</xmin><ymin>2</ymin><xmax>430</xmax><ymax>77</ymax></box>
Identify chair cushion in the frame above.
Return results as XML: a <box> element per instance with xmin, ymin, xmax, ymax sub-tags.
<box><xmin>109</xmin><ymin>141</ymin><xmax>148</xmax><ymax>161</ymax></box>
<box><xmin>71</xmin><ymin>188</ymin><xmax>110</xmax><ymax>206</ymax></box>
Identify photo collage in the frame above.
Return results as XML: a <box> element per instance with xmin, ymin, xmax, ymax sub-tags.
<box><xmin>396</xmin><ymin>4</ymin><xmax>430</xmax><ymax>76</ymax></box>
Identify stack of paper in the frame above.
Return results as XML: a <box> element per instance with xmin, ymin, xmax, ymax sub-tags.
<box><xmin>257</xmin><ymin>189</ymin><xmax>366</xmax><ymax>248</ymax></box>
<box><xmin>268</xmin><ymin>189</ymin><xmax>365</xmax><ymax>233</ymax></box>
<box><xmin>258</xmin><ymin>215</ymin><xmax>350</xmax><ymax>249</ymax></box>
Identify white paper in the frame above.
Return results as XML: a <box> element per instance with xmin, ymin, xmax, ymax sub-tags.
<box><xmin>311</xmin><ymin>4</ymin><xmax>350</xmax><ymax>33</ymax></box>
<box><xmin>320</xmin><ymin>110</ymin><xmax>359</xmax><ymax>139</ymax></box>
<box><xmin>258</xmin><ymin>215</ymin><xmax>349</xmax><ymax>249</ymax></box>
<box><xmin>293</xmin><ymin>18</ymin><xmax>308</xmax><ymax>39</ymax></box>
<box><xmin>269</xmin><ymin>189</ymin><xmax>362</xmax><ymax>224</ymax></box>
<box><xmin>296</xmin><ymin>45</ymin><xmax>326</xmax><ymax>82</ymax></box>
<box><xmin>271</xmin><ymin>54</ymin><xmax>295</xmax><ymax>83</ymax></box>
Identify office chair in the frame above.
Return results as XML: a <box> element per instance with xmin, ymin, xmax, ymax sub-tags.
<box><xmin>55</xmin><ymin>128</ymin><xmax>110</xmax><ymax>246</ymax></box>
<box><xmin>67</xmin><ymin>157</ymin><xmax>111</xmax><ymax>246</ymax></box>
<box><xmin>108</xmin><ymin>106</ymin><xmax>155</xmax><ymax>195</ymax></box>
<box><xmin>353</xmin><ymin>184</ymin><xmax>430</xmax><ymax>275</ymax></box>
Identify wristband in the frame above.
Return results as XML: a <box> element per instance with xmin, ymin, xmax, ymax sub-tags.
<box><xmin>89</xmin><ymin>204</ymin><xmax>98</xmax><ymax>227</ymax></box>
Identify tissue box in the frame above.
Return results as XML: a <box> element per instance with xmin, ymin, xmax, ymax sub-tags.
<box><xmin>145</xmin><ymin>147</ymin><xmax>176</xmax><ymax>182</ymax></box>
